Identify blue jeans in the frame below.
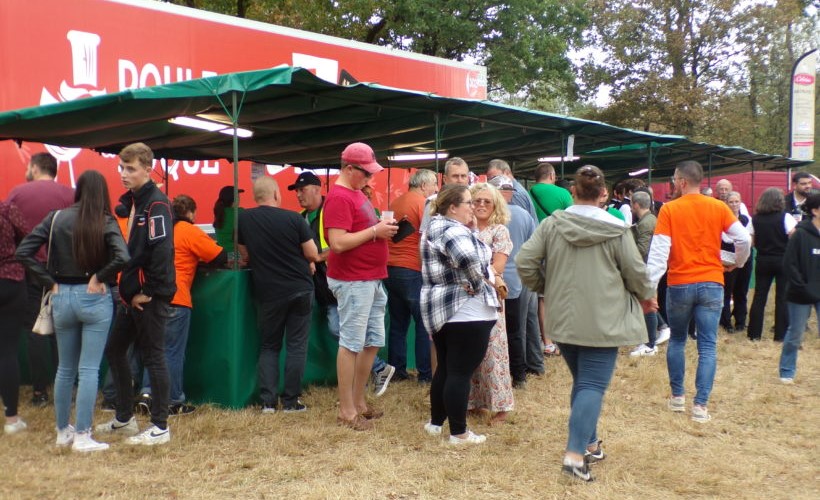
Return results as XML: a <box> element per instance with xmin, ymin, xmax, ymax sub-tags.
<box><xmin>52</xmin><ymin>284</ymin><xmax>113</xmax><ymax>432</ymax></box>
<box><xmin>142</xmin><ymin>306</ymin><xmax>192</xmax><ymax>404</ymax></box>
<box><xmin>384</xmin><ymin>267</ymin><xmax>431</xmax><ymax>381</ymax></box>
<box><xmin>644</xmin><ymin>312</ymin><xmax>658</xmax><ymax>348</ymax></box>
<box><xmin>666</xmin><ymin>282</ymin><xmax>723</xmax><ymax>406</ymax></box>
<box><xmin>556</xmin><ymin>343</ymin><xmax>618</xmax><ymax>455</ymax></box>
<box><xmin>779</xmin><ymin>301</ymin><xmax>820</xmax><ymax>379</ymax></box>
<box><xmin>326</xmin><ymin>304</ymin><xmax>386</xmax><ymax>375</ymax></box>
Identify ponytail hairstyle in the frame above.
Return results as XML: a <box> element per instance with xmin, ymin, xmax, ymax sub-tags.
<box><xmin>72</xmin><ymin>170</ymin><xmax>112</xmax><ymax>272</ymax></box>
<box><xmin>573</xmin><ymin>165</ymin><xmax>606</xmax><ymax>202</ymax></box>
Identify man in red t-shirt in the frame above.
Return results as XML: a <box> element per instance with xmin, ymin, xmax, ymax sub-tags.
<box><xmin>8</xmin><ymin>152</ymin><xmax>75</xmax><ymax>407</ymax></box>
<box><xmin>324</xmin><ymin>143</ymin><xmax>398</xmax><ymax>431</ymax></box>
<box><xmin>647</xmin><ymin>161</ymin><xmax>750</xmax><ymax>423</ymax></box>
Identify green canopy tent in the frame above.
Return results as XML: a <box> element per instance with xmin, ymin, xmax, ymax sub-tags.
<box><xmin>0</xmin><ymin>66</ymin><xmax>687</xmax><ymax>175</ymax></box>
<box><xmin>560</xmin><ymin>140</ymin><xmax>812</xmax><ymax>184</ymax></box>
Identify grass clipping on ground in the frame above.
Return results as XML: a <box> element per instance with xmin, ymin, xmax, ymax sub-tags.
<box><xmin>2</xmin><ymin>331</ymin><xmax>818</xmax><ymax>499</ymax></box>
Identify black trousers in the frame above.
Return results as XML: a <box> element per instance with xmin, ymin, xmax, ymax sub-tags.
<box><xmin>430</xmin><ymin>320</ymin><xmax>494</xmax><ymax>436</ymax></box>
<box><xmin>748</xmin><ymin>256</ymin><xmax>788</xmax><ymax>341</ymax></box>
<box><xmin>0</xmin><ymin>279</ymin><xmax>26</xmax><ymax>417</ymax></box>
<box><xmin>106</xmin><ymin>297</ymin><xmax>171</xmax><ymax>429</ymax></box>
<box><xmin>504</xmin><ymin>297</ymin><xmax>526</xmax><ymax>383</ymax></box>
<box><xmin>721</xmin><ymin>262</ymin><xmax>752</xmax><ymax>329</ymax></box>
<box><xmin>23</xmin><ymin>278</ymin><xmax>58</xmax><ymax>393</ymax></box>
<box><xmin>256</xmin><ymin>292</ymin><xmax>313</xmax><ymax>406</ymax></box>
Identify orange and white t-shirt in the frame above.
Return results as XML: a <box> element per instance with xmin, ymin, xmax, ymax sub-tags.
<box><xmin>172</xmin><ymin>221</ymin><xmax>223</xmax><ymax>308</ymax></box>
<box><xmin>652</xmin><ymin>194</ymin><xmax>741</xmax><ymax>286</ymax></box>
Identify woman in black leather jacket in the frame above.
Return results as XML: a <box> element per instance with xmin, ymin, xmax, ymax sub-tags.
<box><xmin>17</xmin><ymin>170</ymin><xmax>129</xmax><ymax>452</ymax></box>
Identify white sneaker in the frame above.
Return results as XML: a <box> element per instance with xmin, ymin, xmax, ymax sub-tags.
<box><xmin>373</xmin><ymin>364</ymin><xmax>396</xmax><ymax>397</ymax></box>
<box><xmin>424</xmin><ymin>422</ymin><xmax>442</xmax><ymax>436</ymax></box>
<box><xmin>668</xmin><ymin>396</ymin><xmax>685</xmax><ymax>412</ymax></box>
<box><xmin>656</xmin><ymin>327</ymin><xmax>671</xmax><ymax>345</ymax></box>
<box><xmin>55</xmin><ymin>425</ymin><xmax>75</xmax><ymax>447</ymax></box>
<box><xmin>691</xmin><ymin>405</ymin><xmax>712</xmax><ymax>423</ymax></box>
<box><xmin>630</xmin><ymin>344</ymin><xmax>658</xmax><ymax>357</ymax></box>
<box><xmin>95</xmin><ymin>416</ymin><xmax>139</xmax><ymax>436</ymax></box>
<box><xmin>3</xmin><ymin>418</ymin><xmax>27</xmax><ymax>435</ymax></box>
<box><xmin>780</xmin><ymin>377</ymin><xmax>795</xmax><ymax>385</ymax></box>
<box><xmin>72</xmin><ymin>431</ymin><xmax>109</xmax><ymax>453</ymax></box>
<box><xmin>126</xmin><ymin>425</ymin><xmax>170</xmax><ymax>446</ymax></box>
<box><xmin>448</xmin><ymin>430</ymin><xmax>486</xmax><ymax>445</ymax></box>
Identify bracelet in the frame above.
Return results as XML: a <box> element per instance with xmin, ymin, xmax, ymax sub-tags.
<box><xmin>372</xmin><ymin>225</ymin><xmax>377</xmax><ymax>241</ymax></box>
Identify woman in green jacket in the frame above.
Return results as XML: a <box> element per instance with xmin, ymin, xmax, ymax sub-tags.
<box><xmin>516</xmin><ymin>165</ymin><xmax>656</xmax><ymax>482</ymax></box>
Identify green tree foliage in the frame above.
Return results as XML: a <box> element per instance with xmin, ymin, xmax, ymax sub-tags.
<box><xmin>579</xmin><ymin>0</ymin><xmax>818</xmax><ymax>163</ymax></box>
<box><xmin>165</xmin><ymin>0</ymin><xmax>589</xmax><ymax>100</ymax></box>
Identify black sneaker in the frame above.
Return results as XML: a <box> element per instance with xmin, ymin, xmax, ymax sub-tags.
<box><xmin>282</xmin><ymin>401</ymin><xmax>307</xmax><ymax>413</ymax></box>
<box><xmin>561</xmin><ymin>461</ymin><xmax>594</xmax><ymax>482</ymax></box>
<box><xmin>135</xmin><ymin>393</ymin><xmax>152</xmax><ymax>414</ymax></box>
<box><xmin>169</xmin><ymin>403</ymin><xmax>196</xmax><ymax>416</ymax></box>
<box><xmin>513</xmin><ymin>379</ymin><xmax>527</xmax><ymax>389</ymax></box>
<box><xmin>31</xmin><ymin>392</ymin><xmax>49</xmax><ymax>407</ymax></box>
<box><xmin>584</xmin><ymin>440</ymin><xmax>605</xmax><ymax>464</ymax></box>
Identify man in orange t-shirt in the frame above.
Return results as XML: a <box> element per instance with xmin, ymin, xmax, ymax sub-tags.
<box><xmin>647</xmin><ymin>161</ymin><xmax>750</xmax><ymax>424</ymax></box>
<box><xmin>385</xmin><ymin>169</ymin><xmax>438</xmax><ymax>383</ymax></box>
<box><xmin>140</xmin><ymin>195</ymin><xmax>226</xmax><ymax>415</ymax></box>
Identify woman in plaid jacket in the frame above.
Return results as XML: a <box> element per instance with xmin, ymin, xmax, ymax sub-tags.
<box><xmin>420</xmin><ymin>184</ymin><xmax>499</xmax><ymax>445</ymax></box>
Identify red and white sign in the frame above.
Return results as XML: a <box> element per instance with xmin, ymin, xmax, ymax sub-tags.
<box><xmin>0</xmin><ymin>0</ymin><xmax>486</xmax><ymax>215</ymax></box>
<box><xmin>794</xmin><ymin>73</ymin><xmax>815</xmax><ymax>85</ymax></box>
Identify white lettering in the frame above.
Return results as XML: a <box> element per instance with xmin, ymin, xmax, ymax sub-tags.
<box><xmin>118</xmin><ymin>59</ymin><xmax>139</xmax><ymax>90</ymax></box>
<box><xmin>201</xmin><ymin>160</ymin><xmax>219</xmax><ymax>175</ymax></box>
<box><xmin>139</xmin><ymin>63</ymin><xmax>162</xmax><ymax>87</ymax></box>
<box><xmin>182</xmin><ymin>160</ymin><xmax>200</xmax><ymax>175</ymax></box>
<box><xmin>118</xmin><ymin>59</ymin><xmax>215</xmax><ymax>91</ymax></box>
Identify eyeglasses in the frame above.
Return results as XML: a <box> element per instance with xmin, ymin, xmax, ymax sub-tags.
<box><xmin>455</xmin><ymin>200</ymin><xmax>473</xmax><ymax>206</ymax></box>
<box><xmin>472</xmin><ymin>198</ymin><xmax>493</xmax><ymax>206</ymax></box>
<box><xmin>350</xmin><ymin>165</ymin><xmax>372</xmax><ymax>178</ymax></box>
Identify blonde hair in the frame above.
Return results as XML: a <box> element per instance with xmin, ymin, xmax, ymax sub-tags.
<box><xmin>470</xmin><ymin>183</ymin><xmax>510</xmax><ymax>225</ymax></box>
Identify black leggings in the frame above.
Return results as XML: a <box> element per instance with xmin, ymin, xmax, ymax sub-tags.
<box><xmin>430</xmin><ymin>320</ymin><xmax>494</xmax><ymax>436</ymax></box>
<box><xmin>0</xmin><ymin>278</ymin><xmax>26</xmax><ymax>417</ymax></box>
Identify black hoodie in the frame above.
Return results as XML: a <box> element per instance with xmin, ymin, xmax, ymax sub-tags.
<box><xmin>784</xmin><ymin>218</ymin><xmax>820</xmax><ymax>304</ymax></box>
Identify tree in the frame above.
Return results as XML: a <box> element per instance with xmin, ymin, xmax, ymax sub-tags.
<box><xmin>579</xmin><ymin>0</ymin><xmax>747</xmax><ymax>137</ymax></box>
<box><xmin>165</xmin><ymin>0</ymin><xmax>589</xmax><ymax>101</ymax></box>
<box><xmin>579</xmin><ymin>0</ymin><xmax>818</xmax><ymax>163</ymax></box>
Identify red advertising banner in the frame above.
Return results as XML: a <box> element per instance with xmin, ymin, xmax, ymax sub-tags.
<box><xmin>0</xmin><ymin>0</ymin><xmax>487</xmax><ymax>215</ymax></box>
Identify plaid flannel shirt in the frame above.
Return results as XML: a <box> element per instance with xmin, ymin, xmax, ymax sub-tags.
<box><xmin>420</xmin><ymin>215</ymin><xmax>499</xmax><ymax>335</ymax></box>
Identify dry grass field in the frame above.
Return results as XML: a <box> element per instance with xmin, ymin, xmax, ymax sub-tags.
<box><xmin>2</xmin><ymin>322</ymin><xmax>818</xmax><ymax>499</ymax></box>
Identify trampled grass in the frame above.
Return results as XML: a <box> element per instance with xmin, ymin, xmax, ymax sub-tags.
<box><xmin>2</xmin><ymin>322</ymin><xmax>818</xmax><ymax>499</ymax></box>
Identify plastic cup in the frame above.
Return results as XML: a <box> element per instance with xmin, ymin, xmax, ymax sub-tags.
<box><xmin>381</xmin><ymin>210</ymin><xmax>394</xmax><ymax>222</ymax></box>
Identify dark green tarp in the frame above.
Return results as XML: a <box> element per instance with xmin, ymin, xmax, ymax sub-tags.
<box><xmin>0</xmin><ymin>66</ymin><xmax>689</xmax><ymax>173</ymax></box>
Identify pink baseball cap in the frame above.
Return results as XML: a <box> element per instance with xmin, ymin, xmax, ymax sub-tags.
<box><xmin>341</xmin><ymin>142</ymin><xmax>384</xmax><ymax>174</ymax></box>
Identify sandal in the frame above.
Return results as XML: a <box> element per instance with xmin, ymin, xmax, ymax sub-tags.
<box><xmin>360</xmin><ymin>405</ymin><xmax>384</xmax><ymax>420</ymax></box>
<box><xmin>336</xmin><ymin>414</ymin><xmax>373</xmax><ymax>431</ymax></box>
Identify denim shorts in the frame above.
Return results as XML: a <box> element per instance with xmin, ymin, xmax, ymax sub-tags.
<box><xmin>327</xmin><ymin>277</ymin><xmax>386</xmax><ymax>353</ymax></box>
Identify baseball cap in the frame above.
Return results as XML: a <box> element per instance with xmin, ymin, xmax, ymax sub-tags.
<box><xmin>218</xmin><ymin>185</ymin><xmax>245</xmax><ymax>204</ymax></box>
<box><xmin>488</xmin><ymin>175</ymin><xmax>514</xmax><ymax>191</ymax></box>
<box><xmin>287</xmin><ymin>171</ymin><xmax>322</xmax><ymax>191</ymax></box>
<box><xmin>341</xmin><ymin>142</ymin><xmax>383</xmax><ymax>174</ymax></box>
